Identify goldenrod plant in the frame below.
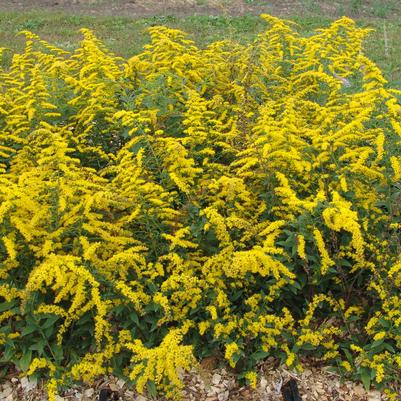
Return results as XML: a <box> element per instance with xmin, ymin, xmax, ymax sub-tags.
<box><xmin>1</xmin><ymin>14</ymin><xmax>401</xmax><ymax>401</ymax></box>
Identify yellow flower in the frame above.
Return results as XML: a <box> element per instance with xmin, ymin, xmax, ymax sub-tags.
<box><xmin>1</xmin><ymin>13</ymin><xmax>401</xmax><ymax>401</ymax></box>
<box><xmin>245</xmin><ymin>371</ymin><xmax>257</xmax><ymax>389</ymax></box>
<box><xmin>375</xmin><ymin>363</ymin><xmax>385</xmax><ymax>383</ymax></box>
<box><xmin>391</xmin><ymin>156</ymin><xmax>401</xmax><ymax>181</ymax></box>
<box><xmin>341</xmin><ymin>361</ymin><xmax>352</xmax><ymax>372</ymax></box>
<box><xmin>297</xmin><ymin>235</ymin><xmax>306</xmax><ymax>260</ymax></box>
<box><xmin>350</xmin><ymin>344</ymin><xmax>363</xmax><ymax>353</ymax></box>
<box><xmin>313</xmin><ymin>229</ymin><xmax>335</xmax><ymax>275</ymax></box>
<box><xmin>225</xmin><ymin>342</ymin><xmax>240</xmax><ymax>368</ymax></box>
<box><xmin>373</xmin><ymin>331</ymin><xmax>386</xmax><ymax>341</ymax></box>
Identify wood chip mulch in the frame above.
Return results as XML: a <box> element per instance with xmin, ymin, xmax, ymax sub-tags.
<box><xmin>0</xmin><ymin>363</ymin><xmax>388</xmax><ymax>401</ymax></box>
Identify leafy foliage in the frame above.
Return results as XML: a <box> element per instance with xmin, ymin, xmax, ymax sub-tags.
<box><xmin>1</xmin><ymin>15</ymin><xmax>401</xmax><ymax>401</ymax></box>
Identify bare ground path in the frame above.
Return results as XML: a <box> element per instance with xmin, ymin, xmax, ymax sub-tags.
<box><xmin>0</xmin><ymin>0</ymin><xmax>400</xmax><ymax>19</ymax></box>
<box><xmin>0</xmin><ymin>0</ymin><xmax>296</xmax><ymax>18</ymax></box>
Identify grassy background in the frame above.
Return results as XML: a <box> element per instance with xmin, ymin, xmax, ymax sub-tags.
<box><xmin>0</xmin><ymin>0</ymin><xmax>400</xmax><ymax>88</ymax></box>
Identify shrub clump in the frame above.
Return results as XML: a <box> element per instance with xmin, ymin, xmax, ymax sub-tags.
<box><xmin>1</xmin><ymin>14</ymin><xmax>401</xmax><ymax>400</ymax></box>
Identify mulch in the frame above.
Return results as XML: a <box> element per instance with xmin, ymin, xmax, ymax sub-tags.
<box><xmin>0</xmin><ymin>362</ymin><xmax>386</xmax><ymax>401</ymax></box>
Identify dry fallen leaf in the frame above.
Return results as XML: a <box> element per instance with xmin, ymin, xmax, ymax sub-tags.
<box><xmin>368</xmin><ymin>390</ymin><xmax>381</xmax><ymax>401</ymax></box>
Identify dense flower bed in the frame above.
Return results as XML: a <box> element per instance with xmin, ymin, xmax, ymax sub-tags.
<box><xmin>1</xmin><ymin>14</ymin><xmax>401</xmax><ymax>400</ymax></box>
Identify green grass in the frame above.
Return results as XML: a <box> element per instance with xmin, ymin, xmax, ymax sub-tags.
<box><xmin>0</xmin><ymin>6</ymin><xmax>400</xmax><ymax>88</ymax></box>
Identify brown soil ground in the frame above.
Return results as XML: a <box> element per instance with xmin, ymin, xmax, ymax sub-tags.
<box><xmin>0</xmin><ymin>0</ymin><xmax>337</xmax><ymax>18</ymax></box>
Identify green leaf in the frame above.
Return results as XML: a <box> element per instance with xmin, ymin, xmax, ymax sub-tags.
<box><xmin>360</xmin><ymin>368</ymin><xmax>371</xmax><ymax>391</ymax></box>
<box><xmin>130</xmin><ymin>312</ymin><xmax>140</xmax><ymax>326</ymax></box>
<box><xmin>42</xmin><ymin>315</ymin><xmax>59</xmax><ymax>329</ymax></box>
<box><xmin>19</xmin><ymin>350</ymin><xmax>32</xmax><ymax>372</ymax></box>
<box><xmin>21</xmin><ymin>324</ymin><xmax>38</xmax><ymax>337</ymax></box>
<box><xmin>301</xmin><ymin>343</ymin><xmax>316</xmax><ymax>351</ymax></box>
<box><xmin>370</xmin><ymin>339</ymin><xmax>384</xmax><ymax>349</ymax></box>
<box><xmin>292</xmin><ymin>281</ymin><xmax>302</xmax><ymax>290</ymax></box>
<box><xmin>2</xmin><ymin>345</ymin><xmax>14</xmax><ymax>361</ymax></box>
<box><xmin>325</xmin><ymin>366</ymin><xmax>338</xmax><ymax>374</ymax></box>
<box><xmin>339</xmin><ymin>258</ymin><xmax>352</xmax><ymax>268</ymax></box>
<box><xmin>147</xmin><ymin>380</ymin><xmax>157</xmax><ymax>398</ymax></box>
<box><xmin>51</xmin><ymin>344</ymin><xmax>63</xmax><ymax>363</ymax></box>
<box><xmin>384</xmin><ymin>343</ymin><xmax>395</xmax><ymax>353</ymax></box>
<box><xmin>29</xmin><ymin>339</ymin><xmax>46</xmax><ymax>355</ymax></box>
<box><xmin>0</xmin><ymin>301</ymin><xmax>15</xmax><ymax>313</ymax></box>
<box><xmin>150</xmin><ymin>319</ymin><xmax>159</xmax><ymax>332</ymax></box>
<box><xmin>76</xmin><ymin>313</ymin><xmax>92</xmax><ymax>326</ymax></box>
<box><xmin>43</xmin><ymin>327</ymin><xmax>52</xmax><ymax>338</ymax></box>
<box><xmin>251</xmin><ymin>350</ymin><xmax>269</xmax><ymax>361</ymax></box>
<box><xmin>343</xmin><ymin>348</ymin><xmax>353</xmax><ymax>363</ymax></box>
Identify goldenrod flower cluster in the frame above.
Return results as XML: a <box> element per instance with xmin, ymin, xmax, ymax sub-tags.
<box><xmin>1</xmin><ymin>14</ymin><xmax>401</xmax><ymax>399</ymax></box>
